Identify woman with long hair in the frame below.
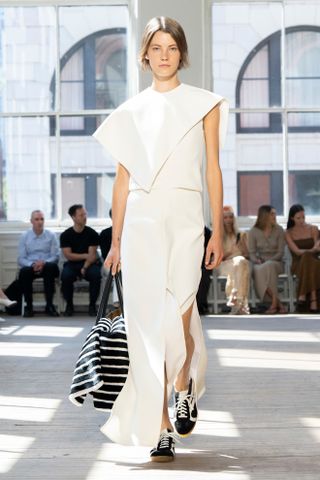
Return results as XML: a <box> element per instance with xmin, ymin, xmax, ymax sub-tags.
<box><xmin>217</xmin><ymin>206</ymin><xmax>250</xmax><ymax>314</ymax></box>
<box><xmin>248</xmin><ymin>205</ymin><xmax>286</xmax><ymax>314</ymax></box>
<box><xmin>285</xmin><ymin>204</ymin><xmax>320</xmax><ymax>312</ymax></box>
<box><xmin>93</xmin><ymin>17</ymin><xmax>228</xmax><ymax>461</ymax></box>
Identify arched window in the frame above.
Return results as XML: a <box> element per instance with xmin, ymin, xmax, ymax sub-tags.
<box><xmin>236</xmin><ymin>26</ymin><xmax>320</xmax><ymax>133</ymax></box>
<box><xmin>50</xmin><ymin>27</ymin><xmax>127</xmax><ymax>135</ymax></box>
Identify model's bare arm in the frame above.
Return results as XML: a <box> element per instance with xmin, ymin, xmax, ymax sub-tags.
<box><xmin>105</xmin><ymin>163</ymin><xmax>130</xmax><ymax>275</ymax></box>
<box><xmin>203</xmin><ymin>105</ymin><xmax>224</xmax><ymax>270</ymax></box>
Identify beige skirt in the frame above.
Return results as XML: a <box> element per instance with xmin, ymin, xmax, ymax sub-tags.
<box><xmin>101</xmin><ymin>188</ymin><xmax>207</xmax><ymax>446</ymax></box>
<box><xmin>253</xmin><ymin>260</ymin><xmax>283</xmax><ymax>301</ymax></box>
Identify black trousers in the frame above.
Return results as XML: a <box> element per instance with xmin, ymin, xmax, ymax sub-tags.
<box><xmin>19</xmin><ymin>262</ymin><xmax>60</xmax><ymax>308</ymax></box>
<box><xmin>61</xmin><ymin>261</ymin><xmax>101</xmax><ymax>306</ymax></box>
<box><xmin>196</xmin><ymin>267</ymin><xmax>211</xmax><ymax>312</ymax></box>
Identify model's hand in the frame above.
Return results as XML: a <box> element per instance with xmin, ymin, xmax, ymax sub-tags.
<box><xmin>205</xmin><ymin>235</ymin><xmax>223</xmax><ymax>270</ymax></box>
<box><xmin>104</xmin><ymin>246</ymin><xmax>121</xmax><ymax>275</ymax></box>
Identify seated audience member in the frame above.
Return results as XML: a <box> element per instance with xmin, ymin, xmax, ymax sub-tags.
<box><xmin>285</xmin><ymin>204</ymin><xmax>320</xmax><ymax>313</ymax></box>
<box><xmin>99</xmin><ymin>209</ymin><xmax>112</xmax><ymax>261</ymax></box>
<box><xmin>18</xmin><ymin>210</ymin><xmax>60</xmax><ymax>317</ymax></box>
<box><xmin>0</xmin><ymin>287</ymin><xmax>17</xmax><ymax>308</ymax></box>
<box><xmin>249</xmin><ymin>205</ymin><xmax>286</xmax><ymax>314</ymax></box>
<box><xmin>60</xmin><ymin>204</ymin><xmax>101</xmax><ymax>317</ymax></box>
<box><xmin>196</xmin><ymin>225</ymin><xmax>212</xmax><ymax>315</ymax></box>
<box><xmin>217</xmin><ymin>206</ymin><xmax>250</xmax><ymax>315</ymax></box>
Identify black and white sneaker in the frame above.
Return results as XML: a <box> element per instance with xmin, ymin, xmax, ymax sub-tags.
<box><xmin>150</xmin><ymin>429</ymin><xmax>177</xmax><ymax>462</ymax></box>
<box><xmin>174</xmin><ymin>378</ymin><xmax>198</xmax><ymax>437</ymax></box>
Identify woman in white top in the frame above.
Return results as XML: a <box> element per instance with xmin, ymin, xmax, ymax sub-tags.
<box><xmin>93</xmin><ymin>16</ymin><xmax>228</xmax><ymax>461</ymax></box>
<box><xmin>217</xmin><ymin>206</ymin><xmax>250</xmax><ymax>314</ymax></box>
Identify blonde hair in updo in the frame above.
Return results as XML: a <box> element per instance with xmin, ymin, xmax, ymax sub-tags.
<box><xmin>223</xmin><ymin>206</ymin><xmax>239</xmax><ymax>238</ymax></box>
<box><xmin>139</xmin><ymin>16</ymin><xmax>189</xmax><ymax>71</ymax></box>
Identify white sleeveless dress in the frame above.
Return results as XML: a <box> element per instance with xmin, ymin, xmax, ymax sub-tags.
<box><xmin>93</xmin><ymin>83</ymin><xmax>228</xmax><ymax>447</ymax></box>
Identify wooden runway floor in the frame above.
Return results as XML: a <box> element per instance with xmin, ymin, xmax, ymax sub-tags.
<box><xmin>1</xmin><ymin>312</ymin><xmax>320</xmax><ymax>480</ymax></box>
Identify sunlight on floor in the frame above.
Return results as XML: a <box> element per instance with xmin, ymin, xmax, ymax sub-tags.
<box><xmin>0</xmin><ymin>396</ymin><xmax>61</xmax><ymax>422</ymax></box>
<box><xmin>207</xmin><ymin>329</ymin><xmax>319</xmax><ymax>343</ymax></box>
<box><xmin>217</xmin><ymin>348</ymin><xmax>320</xmax><ymax>370</ymax></box>
<box><xmin>0</xmin><ymin>342</ymin><xmax>61</xmax><ymax>357</ymax></box>
<box><xmin>300</xmin><ymin>417</ymin><xmax>320</xmax><ymax>443</ymax></box>
<box><xmin>13</xmin><ymin>325</ymin><xmax>84</xmax><ymax>338</ymax></box>
<box><xmin>0</xmin><ymin>325</ymin><xmax>20</xmax><ymax>336</ymax></box>
<box><xmin>195</xmin><ymin>410</ymin><xmax>240</xmax><ymax>437</ymax></box>
<box><xmin>0</xmin><ymin>434</ymin><xmax>34</xmax><ymax>473</ymax></box>
<box><xmin>85</xmin><ymin>443</ymin><xmax>250</xmax><ymax>479</ymax></box>
<box><xmin>167</xmin><ymin>408</ymin><xmax>240</xmax><ymax>438</ymax></box>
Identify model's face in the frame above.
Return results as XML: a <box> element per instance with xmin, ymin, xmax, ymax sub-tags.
<box><xmin>31</xmin><ymin>211</ymin><xmax>44</xmax><ymax>232</ymax></box>
<box><xmin>73</xmin><ymin>207</ymin><xmax>87</xmax><ymax>227</ymax></box>
<box><xmin>293</xmin><ymin>211</ymin><xmax>305</xmax><ymax>227</ymax></box>
<box><xmin>146</xmin><ymin>31</ymin><xmax>181</xmax><ymax>79</ymax></box>
<box><xmin>223</xmin><ymin>212</ymin><xmax>234</xmax><ymax>227</ymax></box>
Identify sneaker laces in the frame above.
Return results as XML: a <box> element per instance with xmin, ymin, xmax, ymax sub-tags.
<box><xmin>175</xmin><ymin>392</ymin><xmax>193</xmax><ymax>419</ymax></box>
<box><xmin>158</xmin><ymin>430</ymin><xmax>180</xmax><ymax>448</ymax></box>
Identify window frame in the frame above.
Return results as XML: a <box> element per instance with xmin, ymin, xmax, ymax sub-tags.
<box><xmin>236</xmin><ymin>25</ymin><xmax>320</xmax><ymax>134</ymax></box>
<box><xmin>49</xmin><ymin>27</ymin><xmax>127</xmax><ymax>136</ymax></box>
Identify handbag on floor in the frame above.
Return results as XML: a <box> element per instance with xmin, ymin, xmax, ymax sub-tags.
<box><xmin>69</xmin><ymin>271</ymin><xmax>129</xmax><ymax>411</ymax></box>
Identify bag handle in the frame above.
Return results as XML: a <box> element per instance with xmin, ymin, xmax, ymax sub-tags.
<box><xmin>95</xmin><ymin>270</ymin><xmax>123</xmax><ymax>325</ymax></box>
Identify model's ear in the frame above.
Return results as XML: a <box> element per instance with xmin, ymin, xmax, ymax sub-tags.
<box><xmin>145</xmin><ymin>56</ymin><xmax>149</xmax><ymax>60</ymax></box>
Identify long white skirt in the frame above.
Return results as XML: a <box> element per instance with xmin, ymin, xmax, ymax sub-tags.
<box><xmin>101</xmin><ymin>188</ymin><xmax>207</xmax><ymax>446</ymax></box>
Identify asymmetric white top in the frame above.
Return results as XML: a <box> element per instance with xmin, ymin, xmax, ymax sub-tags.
<box><xmin>93</xmin><ymin>83</ymin><xmax>228</xmax><ymax>192</ymax></box>
<box><xmin>93</xmin><ymin>83</ymin><xmax>229</xmax><ymax>447</ymax></box>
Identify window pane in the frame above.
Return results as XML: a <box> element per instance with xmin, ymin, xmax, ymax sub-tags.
<box><xmin>0</xmin><ymin>117</ymin><xmax>56</xmax><ymax>221</ymax></box>
<box><xmin>286</xmin><ymin>30</ymin><xmax>320</xmax><ymax>108</ymax></box>
<box><xmin>58</xmin><ymin>6</ymin><xmax>128</xmax><ymax>112</ymax></box>
<box><xmin>212</xmin><ymin>2</ymin><xmax>282</xmax><ymax>108</ymax></box>
<box><xmin>59</xmin><ymin>115</ymin><xmax>116</xmax><ymax>219</ymax></box>
<box><xmin>61</xmin><ymin>47</ymin><xmax>84</xmax><ymax>112</ymax></box>
<box><xmin>285</xmin><ymin>3</ymin><xmax>320</xmax><ymax>108</ymax></box>
<box><xmin>218</xmin><ymin>112</ymin><xmax>283</xmax><ymax>216</ymax></box>
<box><xmin>96</xmin><ymin>33</ymin><xmax>127</xmax><ymax>109</ymax></box>
<box><xmin>0</xmin><ymin>6</ymin><xmax>56</xmax><ymax>113</ymax></box>
<box><xmin>288</xmin><ymin>113</ymin><xmax>320</xmax><ymax>214</ymax></box>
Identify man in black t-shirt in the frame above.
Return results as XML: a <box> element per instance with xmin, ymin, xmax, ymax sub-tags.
<box><xmin>60</xmin><ymin>204</ymin><xmax>101</xmax><ymax>316</ymax></box>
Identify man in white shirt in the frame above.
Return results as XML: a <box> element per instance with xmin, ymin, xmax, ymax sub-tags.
<box><xmin>18</xmin><ymin>210</ymin><xmax>60</xmax><ymax>317</ymax></box>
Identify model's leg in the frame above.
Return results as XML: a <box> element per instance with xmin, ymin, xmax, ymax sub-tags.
<box><xmin>175</xmin><ymin>302</ymin><xmax>194</xmax><ymax>391</ymax></box>
<box><xmin>161</xmin><ymin>365</ymin><xmax>174</xmax><ymax>431</ymax></box>
<box><xmin>150</xmin><ymin>365</ymin><xmax>176</xmax><ymax>463</ymax></box>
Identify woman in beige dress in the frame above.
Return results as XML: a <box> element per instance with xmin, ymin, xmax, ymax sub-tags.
<box><xmin>93</xmin><ymin>17</ymin><xmax>228</xmax><ymax>461</ymax></box>
<box><xmin>217</xmin><ymin>206</ymin><xmax>250</xmax><ymax>314</ymax></box>
<box><xmin>285</xmin><ymin>204</ymin><xmax>320</xmax><ymax>313</ymax></box>
<box><xmin>249</xmin><ymin>205</ymin><xmax>286</xmax><ymax>314</ymax></box>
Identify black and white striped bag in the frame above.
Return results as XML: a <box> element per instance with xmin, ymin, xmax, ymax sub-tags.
<box><xmin>69</xmin><ymin>271</ymin><xmax>129</xmax><ymax>411</ymax></box>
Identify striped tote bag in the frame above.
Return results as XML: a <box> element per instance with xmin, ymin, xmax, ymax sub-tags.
<box><xmin>69</xmin><ymin>271</ymin><xmax>129</xmax><ymax>411</ymax></box>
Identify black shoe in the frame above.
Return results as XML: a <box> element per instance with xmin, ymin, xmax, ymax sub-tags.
<box><xmin>45</xmin><ymin>305</ymin><xmax>59</xmax><ymax>317</ymax></box>
<box><xmin>295</xmin><ymin>300</ymin><xmax>307</xmax><ymax>313</ymax></box>
<box><xmin>23</xmin><ymin>306</ymin><xmax>34</xmax><ymax>318</ymax></box>
<box><xmin>64</xmin><ymin>304</ymin><xmax>74</xmax><ymax>317</ymax></box>
<box><xmin>174</xmin><ymin>378</ymin><xmax>198</xmax><ymax>437</ymax></box>
<box><xmin>150</xmin><ymin>429</ymin><xmax>176</xmax><ymax>462</ymax></box>
<box><xmin>88</xmin><ymin>305</ymin><xmax>97</xmax><ymax>317</ymax></box>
